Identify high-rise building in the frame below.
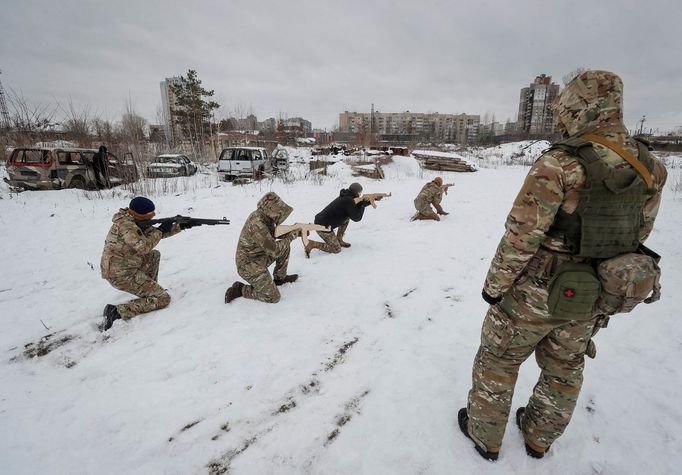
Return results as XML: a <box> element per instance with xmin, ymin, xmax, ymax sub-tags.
<box><xmin>160</xmin><ymin>76</ymin><xmax>184</xmax><ymax>143</ymax></box>
<box><xmin>516</xmin><ymin>74</ymin><xmax>560</xmax><ymax>135</ymax></box>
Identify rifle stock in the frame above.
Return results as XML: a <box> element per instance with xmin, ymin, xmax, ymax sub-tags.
<box><xmin>354</xmin><ymin>192</ymin><xmax>392</xmax><ymax>208</ymax></box>
<box><xmin>275</xmin><ymin>223</ymin><xmax>331</xmax><ymax>246</ymax></box>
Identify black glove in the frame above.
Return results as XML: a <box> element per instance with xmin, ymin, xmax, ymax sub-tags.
<box><xmin>360</xmin><ymin>200</ymin><xmax>371</xmax><ymax>207</ymax></box>
<box><xmin>481</xmin><ymin>289</ymin><xmax>502</xmax><ymax>306</ymax></box>
<box><xmin>158</xmin><ymin>221</ymin><xmax>174</xmax><ymax>233</ymax></box>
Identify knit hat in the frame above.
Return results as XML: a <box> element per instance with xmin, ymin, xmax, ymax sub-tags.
<box><xmin>433</xmin><ymin>176</ymin><xmax>443</xmax><ymax>186</ymax></box>
<box><xmin>129</xmin><ymin>196</ymin><xmax>155</xmax><ymax>215</ymax></box>
<box><xmin>349</xmin><ymin>182</ymin><xmax>363</xmax><ymax>196</ymax></box>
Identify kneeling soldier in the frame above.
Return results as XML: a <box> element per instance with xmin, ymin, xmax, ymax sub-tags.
<box><xmin>411</xmin><ymin>176</ymin><xmax>448</xmax><ymax>221</ymax></box>
<box><xmin>100</xmin><ymin>196</ymin><xmax>181</xmax><ymax>330</ymax></box>
<box><xmin>225</xmin><ymin>192</ymin><xmax>299</xmax><ymax>303</ymax></box>
<box><xmin>305</xmin><ymin>182</ymin><xmax>370</xmax><ymax>256</ymax></box>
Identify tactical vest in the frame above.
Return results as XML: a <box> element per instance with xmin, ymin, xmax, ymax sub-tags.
<box><xmin>546</xmin><ymin>137</ymin><xmax>655</xmax><ymax>259</ymax></box>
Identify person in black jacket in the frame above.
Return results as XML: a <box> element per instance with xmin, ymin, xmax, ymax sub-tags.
<box><xmin>92</xmin><ymin>145</ymin><xmax>110</xmax><ymax>189</ymax></box>
<box><xmin>305</xmin><ymin>182</ymin><xmax>370</xmax><ymax>257</ymax></box>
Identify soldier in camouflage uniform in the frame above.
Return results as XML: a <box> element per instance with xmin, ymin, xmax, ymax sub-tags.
<box><xmin>411</xmin><ymin>176</ymin><xmax>448</xmax><ymax>221</ymax></box>
<box><xmin>225</xmin><ymin>192</ymin><xmax>300</xmax><ymax>304</ymax></box>
<box><xmin>459</xmin><ymin>71</ymin><xmax>667</xmax><ymax>461</ymax></box>
<box><xmin>100</xmin><ymin>197</ymin><xmax>182</xmax><ymax>330</ymax></box>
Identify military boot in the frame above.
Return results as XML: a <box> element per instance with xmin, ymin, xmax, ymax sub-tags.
<box><xmin>274</xmin><ymin>274</ymin><xmax>299</xmax><ymax>286</ymax></box>
<box><xmin>434</xmin><ymin>203</ymin><xmax>449</xmax><ymax>216</ymax></box>
<box><xmin>102</xmin><ymin>304</ymin><xmax>122</xmax><ymax>332</ymax></box>
<box><xmin>412</xmin><ymin>212</ymin><xmax>440</xmax><ymax>221</ymax></box>
<box><xmin>336</xmin><ymin>228</ymin><xmax>351</xmax><ymax>248</ymax></box>
<box><xmin>304</xmin><ymin>240</ymin><xmax>322</xmax><ymax>258</ymax></box>
<box><xmin>225</xmin><ymin>281</ymin><xmax>244</xmax><ymax>303</ymax></box>
<box><xmin>516</xmin><ymin>407</ymin><xmax>547</xmax><ymax>459</ymax></box>
<box><xmin>458</xmin><ymin>408</ymin><xmax>499</xmax><ymax>462</ymax></box>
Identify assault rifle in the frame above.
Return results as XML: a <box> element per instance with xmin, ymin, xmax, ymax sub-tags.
<box><xmin>441</xmin><ymin>183</ymin><xmax>455</xmax><ymax>195</ymax></box>
<box><xmin>275</xmin><ymin>223</ymin><xmax>331</xmax><ymax>246</ymax></box>
<box><xmin>136</xmin><ymin>215</ymin><xmax>230</xmax><ymax>230</ymax></box>
<box><xmin>354</xmin><ymin>192</ymin><xmax>392</xmax><ymax>208</ymax></box>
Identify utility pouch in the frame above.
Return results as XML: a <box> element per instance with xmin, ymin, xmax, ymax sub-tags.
<box><xmin>594</xmin><ymin>244</ymin><xmax>661</xmax><ymax>316</ymax></box>
<box><xmin>547</xmin><ymin>262</ymin><xmax>601</xmax><ymax>320</ymax></box>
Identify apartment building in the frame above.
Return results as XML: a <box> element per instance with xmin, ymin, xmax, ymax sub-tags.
<box><xmin>516</xmin><ymin>74</ymin><xmax>560</xmax><ymax>135</ymax></box>
<box><xmin>339</xmin><ymin>110</ymin><xmax>480</xmax><ymax>143</ymax></box>
<box><xmin>160</xmin><ymin>76</ymin><xmax>185</xmax><ymax>143</ymax></box>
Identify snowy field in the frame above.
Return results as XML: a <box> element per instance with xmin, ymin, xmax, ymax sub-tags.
<box><xmin>1</xmin><ymin>150</ymin><xmax>681</xmax><ymax>474</ymax></box>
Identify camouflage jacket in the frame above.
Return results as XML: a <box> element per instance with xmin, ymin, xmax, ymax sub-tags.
<box><xmin>236</xmin><ymin>192</ymin><xmax>294</xmax><ymax>267</ymax></box>
<box><xmin>100</xmin><ymin>209</ymin><xmax>180</xmax><ymax>279</ymax></box>
<box><xmin>484</xmin><ymin>71</ymin><xmax>668</xmax><ymax>298</ymax></box>
<box><xmin>414</xmin><ymin>181</ymin><xmax>443</xmax><ymax>209</ymax></box>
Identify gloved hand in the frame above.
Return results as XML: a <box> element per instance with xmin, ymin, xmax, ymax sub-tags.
<box><xmin>360</xmin><ymin>200</ymin><xmax>372</xmax><ymax>207</ymax></box>
<box><xmin>482</xmin><ymin>289</ymin><xmax>502</xmax><ymax>306</ymax></box>
<box><xmin>158</xmin><ymin>221</ymin><xmax>174</xmax><ymax>233</ymax></box>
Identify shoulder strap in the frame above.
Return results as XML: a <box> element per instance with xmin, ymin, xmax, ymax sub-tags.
<box><xmin>551</xmin><ymin>137</ymin><xmax>606</xmax><ymax>181</ymax></box>
<box><xmin>582</xmin><ymin>134</ymin><xmax>654</xmax><ymax>188</ymax></box>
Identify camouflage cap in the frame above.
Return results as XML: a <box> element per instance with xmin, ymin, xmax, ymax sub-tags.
<box><xmin>257</xmin><ymin>192</ymin><xmax>293</xmax><ymax>225</ymax></box>
<box><xmin>553</xmin><ymin>70</ymin><xmax>624</xmax><ymax>137</ymax></box>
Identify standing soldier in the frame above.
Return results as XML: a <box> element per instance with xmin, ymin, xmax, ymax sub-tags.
<box><xmin>100</xmin><ymin>197</ymin><xmax>182</xmax><ymax>331</ymax></box>
<box><xmin>225</xmin><ymin>192</ymin><xmax>300</xmax><ymax>304</ymax></box>
<box><xmin>92</xmin><ymin>145</ymin><xmax>110</xmax><ymax>189</ymax></box>
<box><xmin>304</xmin><ymin>182</ymin><xmax>371</xmax><ymax>257</ymax></box>
<box><xmin>459</xmin><ymin>70</ymin><xmax>667</xmax><ymax>461</ymax></box>
<box><xmin>411</xmin><ymin>176</ymin><xmax>448</xmax><ymax>221</ymax></box>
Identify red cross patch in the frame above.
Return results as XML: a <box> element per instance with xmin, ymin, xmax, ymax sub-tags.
<box><xmin>564</xmin><ymin>289</ymin><xmax>576</xmax><ymax>298</ymax></box>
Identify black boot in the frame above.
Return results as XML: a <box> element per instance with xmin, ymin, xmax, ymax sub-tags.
<box><xmin>225</xmin><ymin>282</ymin><xmax>244</xmax><ymax>303</ymax></box>
<box><xmin>102</xmin><ymin>304</ymin><xmax>122</xmax><ymax>332</ymax></box>
<box><xmin>458</xmin><ymin>408</ymin><xmax>499</xmax><ymax>461</ymax></box>
<box><xmin>274</xmin><ymin>274</ymin><xmax>298</xmax><ymax>286</ymax></box>
<box><xmin>516</xmin><ymin>407</ymin><xmax>546</xmax><ymax>459</ymax></box>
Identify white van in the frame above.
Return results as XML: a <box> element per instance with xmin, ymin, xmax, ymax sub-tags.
<box><xmin>217</xmin><ymin>147</ymin><xmax>270</xmax><ymax>180</ymax></box>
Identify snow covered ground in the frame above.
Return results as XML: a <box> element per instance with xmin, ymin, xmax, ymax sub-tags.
<box><xmin>1</xmin><ymin>149</ymin><xmax>681</xmax><ymax>474</ymax></box>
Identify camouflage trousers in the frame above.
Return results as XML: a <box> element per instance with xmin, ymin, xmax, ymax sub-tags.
<box><xmin>314</xmin><ymin>220</ymin><xmax>348</xmax><ymax>254</ymax></box>
<box><xmin>237</xmin><ymin>243</ymin><xmax>290</xmax><ymax>303</ymax></box>
<box><xmin>107</xmin><ymin>250</ymin><xmax>171</xmax><ymax>319</ymax></box>
<box><xmin>466</xmin><ymin>260</ymin><xmax>598</xmax><ymax>454</ymax></box>
<box><xmin>411</xmin><ymin>204</ymin><xmax>438</xmax><ymax>221</ymax></box>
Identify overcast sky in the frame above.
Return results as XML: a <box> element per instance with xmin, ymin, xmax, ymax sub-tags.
<box><xmin>2</xmin><ymin>0</ymin><xmax>680</xmax><ymax>133</ymax></box>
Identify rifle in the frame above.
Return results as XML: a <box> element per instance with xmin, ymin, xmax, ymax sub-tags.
<box><xmin>354</xmin><ymin>192</ymin><xmax>392</xmax><ymax>208</ymax></box>
<box><xmin>136</xmin><ymin>215</ymin><xmax>230</xmax><ymax>230</ymax></box>
<box><xmin>441</xmin><ymin>183</ymin><xmax>455</xmax><ymax>195</ymax></box>
<box><xmin>275</xmin><ymin>223</ymin><xmax>331</xmax><ymax>246</ymax></box>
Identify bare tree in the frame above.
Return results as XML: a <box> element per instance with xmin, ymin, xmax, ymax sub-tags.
<box><xmin>92</xmin><ymin>117</ymin><xmax>117</xmax><ymax>145</ymax></box>
<box><xmin>59</xmin><ymin>98</ymin><xmax>94</xmax><ymax>146</ymax></box>
<box><xmin>4</xmin><ymin>89</ymin><xmax>59</xmax><ymax>145</ymax></box>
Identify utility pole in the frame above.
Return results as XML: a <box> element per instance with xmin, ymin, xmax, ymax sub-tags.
<box><xmin>369</xmin><ymin>102</ymin><xmax>374</xmax><ymax>149</ymax></box>
<box><xmin>0</xmin><ymin>69</ymin><xmax>11</xmax><ymax>129</ymax></box>
<box><xmin>637</xmin><ymin>115</ymin><xmax>646</xmax><ymax>136</ymax></box>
